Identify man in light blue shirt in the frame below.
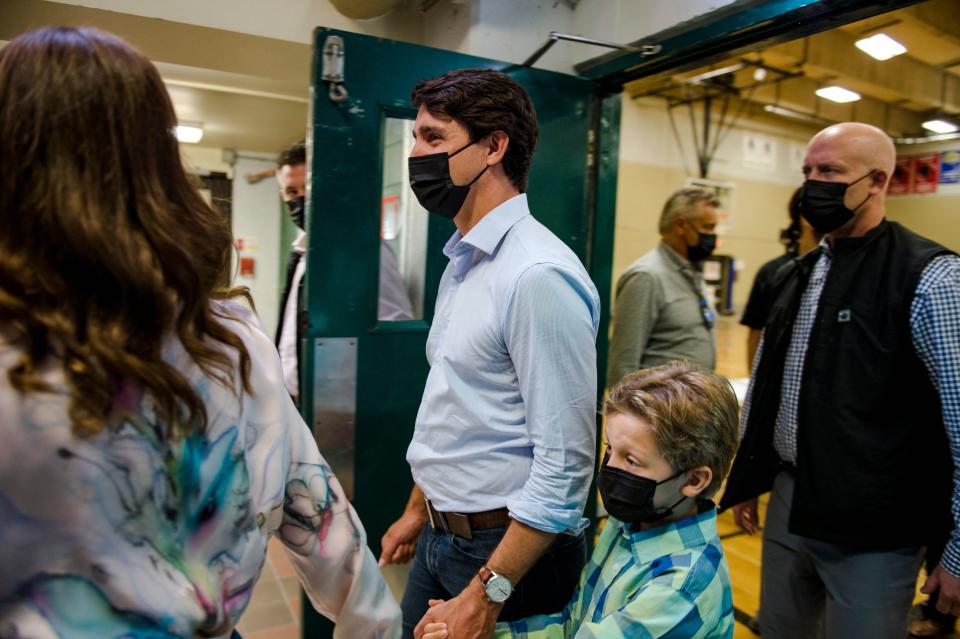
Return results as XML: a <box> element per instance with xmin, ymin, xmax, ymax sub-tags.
<box><xmin>378</xmin><ymin>69</ymin><xmax>600</xmax><ymax>639</ymax></box>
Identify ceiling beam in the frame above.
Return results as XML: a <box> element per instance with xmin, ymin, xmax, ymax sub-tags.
<box><xmin>763</xmin><ymin>28</ymin><xmax>960</xmax><ymax>113</ymax></box>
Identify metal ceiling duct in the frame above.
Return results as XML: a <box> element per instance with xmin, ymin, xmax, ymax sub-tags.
<box><xmin>328</xmin><ymin>0</ymin><xmax>403</xmax><ymax>20</ymax></box>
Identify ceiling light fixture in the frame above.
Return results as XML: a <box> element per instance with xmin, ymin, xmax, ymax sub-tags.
<box><xmin>685</xmin><ymin>63</ymin><xmax>745</xmax><ymax>85</ymax></box>
<box><xmin>922</xmin><ymin>119</ymin><xmax>959</xmax><ymax>134</ymax></box>
<box><xmin>763</xmin><ymin>104</ymin><xmax>831</xmax><ymax>126</ymax></box>
<box><xmin>815</xmin><ymin>86</ymin><xmax>861</xmax><ymax>103</ymax></box>
<box><xmin>175</xmin><ymin>122</ymin><xmax>204</xmax><ymax>144</ymax></box>
<box><xmin>855</xmin><ymin>33</ymin><xmax>907</xmax><ymax>61</ymax></box>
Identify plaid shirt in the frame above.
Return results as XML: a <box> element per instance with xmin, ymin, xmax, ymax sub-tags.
<box><xmin>496</xmin><ymin>503</ymin><xmax>733</xmax><ymax>639</ymax></box>
<box><xmin>741</xmin><ymin>250</ymin><xmax>960</xmax><ymax>575</ymax></box>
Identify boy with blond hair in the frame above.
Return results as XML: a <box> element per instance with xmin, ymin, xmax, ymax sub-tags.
<box><xmin>419</xmin><ymin>361</ymin><xmax>738</xmax><ymax>639</ymax></box>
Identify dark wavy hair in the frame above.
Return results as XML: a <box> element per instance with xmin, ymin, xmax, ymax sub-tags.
<box><xmin>780</xmin><ymin>187</ymin><xmax>804</xmax><ymax>255</ymax></box>
<box><xmin>0</xmin><ymin>27</ymin><xmax>252</xmax><ymax>437</ymax></box>
<box><xmin>411</xmin><ymin>68</ymin><xmax>539</xmax><ymax>192</ymax></box>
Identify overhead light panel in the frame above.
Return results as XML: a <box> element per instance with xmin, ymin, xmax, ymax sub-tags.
<box><xmin>815</xmin><ymin>86</ymin><xmax>861</xmax><ymax>103</ymax></box>
<box><xmin>763</xmin><ymin>104</ymin><xmax>831</xmax><ymax>126</ymax></box>
<box><xmin>175</xmin><ymin>122</ymin><xmax>204</xmax><ymax>144</ymax></box>
<box><xmin>922</xmin><ymin>119</ymin><xmax>959</xmax><ymax>134</ymax></box>
<box><xmin>685</xmin><ymin>63</ymin><xmax>745</xmax><ymax>85</ymax></box>
<box><xmin>855</xmin><ymin>33</ymin><xmax>907</xmax><ymax>61</ymax></box>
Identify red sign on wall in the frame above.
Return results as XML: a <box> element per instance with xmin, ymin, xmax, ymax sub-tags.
<box><xmin>239</xmin><ymin>256</ymin><xmax>255</xmax><ymax>277</ymax></box>
<box><xmin>889</xmin><ymin>157</ymin><xmax>913</xmax><ymax>196</ymax></box>
<box><xmin>912</xmin><ymin>153</ymin><xmax>940</xmax><ymax>194</ymax></box>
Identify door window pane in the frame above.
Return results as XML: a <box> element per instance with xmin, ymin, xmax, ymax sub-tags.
<box><xmin>379</xmin><ymin>116</ymin><xmax>428</xmax><ymax>321</ymax></box>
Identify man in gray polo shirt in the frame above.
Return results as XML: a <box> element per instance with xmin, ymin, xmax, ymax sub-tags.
<box><xmin>607</xmin><ymin>187</ymin><xmax>719</xmax><ymax>386</ymax></box>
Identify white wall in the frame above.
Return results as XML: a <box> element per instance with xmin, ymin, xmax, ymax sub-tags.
<box><xmin>53</xmin><ymin>0</ymin><xmax>423</xmax><ymax>44</ymax></box>
<box><xmin>573</xmin><ymin>0</ymin><xmax>735</xmax><ymax>47</ymax></box>
<box><xmin>180</xmin><ymin>145</ymin><xmax>233</xmax><ymax>176</ymax></box>
<box><xmin>54</xmin><ymin>0</ymin><xmax>737</xmax><ymax>74</ymax></box>
<box><xmin>423</xmin><ymin>0</ymin><xmax>737</xmax><ymax>73</ymax></box>
<box><xmin>232</xmin><ymin>155</ymin><xmax>285</xmax><ymax>335</ymax></box>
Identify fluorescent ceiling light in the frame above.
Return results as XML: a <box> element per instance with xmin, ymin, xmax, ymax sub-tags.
<box><xmin>175</xmin><ymin>123</ymin><xmax>204</xmax><ymax>144</ymax></box>
<box><xmin>922</xmin><ymin>119</ymin><xmax>959</xmax><ymax>134</ymax></box>
<box><xmin>855</xmin><ymin>33</ymin><xmax>907</xmax><ymax>61</ymax></box>
<box><xmin>763</xmin><ymin>104</ymin><xmax>831</xmax><ymax>125</ymax></box>
<box><xmin>815</xmin><ymin>86</ymin><xmax>861</xmax><ymax>103</ymax></box>
<box><xmin>686</xmin><ymin>63</ymin><xmax>744</xmax><ymax>84</ymax></box>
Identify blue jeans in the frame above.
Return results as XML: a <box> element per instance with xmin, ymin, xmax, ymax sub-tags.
<box><xmin>400</xmin><ymin>523</ymin><xmax>586</xmax><ymax>639</ymax></box>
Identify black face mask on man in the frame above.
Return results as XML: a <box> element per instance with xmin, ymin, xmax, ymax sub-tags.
<box><xmin>687</xmin><ymin>231</ymin><xmax>717</xmax><ymax>263</ymax></box>
<box><xmin>596</xmin><ymin>461</ymin><xmax>690</xmax><ymax>525</ymax></box>
<box><xmin>800</xmin><ymin>171</ymin><xmax>874</xmax><ymax>234</ymax></box>
<box><xmin>285</xmin><ymin>195</ymin><xmax>305</xmax><ymax>231</ymax></box>
<box><xmin>408</xmin><ymin>140</ymin><xmax>489</xmax><ymax>219</ymax></box>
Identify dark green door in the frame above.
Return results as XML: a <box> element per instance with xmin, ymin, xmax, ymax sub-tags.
<box><xmin>300</xmin><ymin>27</ymin><xmax>618</xmax><ymax>636</ymax></box>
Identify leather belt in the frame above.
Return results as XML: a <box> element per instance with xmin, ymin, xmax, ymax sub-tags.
<box><xmin>424</xmin><ymin>498</ymin><xmax>510</xmax><ymax>540</ymax></box>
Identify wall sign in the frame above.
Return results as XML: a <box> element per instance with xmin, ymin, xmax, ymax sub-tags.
<box><xmin>912</xmin><ymin>153</ymin><xmax>940</xmax><ymax>194</ymax></box>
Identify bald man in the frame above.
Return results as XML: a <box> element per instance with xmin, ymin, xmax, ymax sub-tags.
<box><xmin>720</xmin><ymin>122</ymin><xmax>960</xmax><ymax>638</ymax></box>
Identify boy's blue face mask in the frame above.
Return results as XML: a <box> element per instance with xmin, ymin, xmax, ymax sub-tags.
<box><xmin>597</xmin><ymin>457</ymin><xmax>689</xmax><ymax>525</ymax></box>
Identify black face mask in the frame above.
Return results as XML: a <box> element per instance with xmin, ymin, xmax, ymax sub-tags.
<box><xmin>408</xmin><ymin>141</ymin><xmax>489</xmax><ymax>219</ymax></box>
<box><xmin>800</xmin><ymin>172</ymin><xmax>873</xmax><ymax>234</ymax></box>
<box><xmin>687</xmin><ymin>231</ymin><xmax>717</xmax><ymax>263</ymax></box>
<box><xmin>286</xmin><ymin>195</ymin><xmax>305</xmax><ymax>230</ymax></box>
<box><xmin>597</xmin><ymin>462</ymin><xmax>689</xmax><ymax>525</ymax></box>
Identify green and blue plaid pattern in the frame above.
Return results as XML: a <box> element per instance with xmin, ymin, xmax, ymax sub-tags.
<box><xmin>496</xmin><ymin>503</ymin><xmax>734</xmax><ymax>638</ymax></box>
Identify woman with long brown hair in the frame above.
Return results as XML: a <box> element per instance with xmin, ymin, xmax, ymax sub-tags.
<box><xmin>0</xmin><ymin>26</ymin><xmax>399</xmax><ymax>638</ymax></box>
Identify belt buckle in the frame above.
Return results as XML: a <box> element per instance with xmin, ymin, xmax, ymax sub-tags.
<box><xmin>446</xmin><ymin>512</ymin><xmax>472</xmax><ymax>540</ymax></box>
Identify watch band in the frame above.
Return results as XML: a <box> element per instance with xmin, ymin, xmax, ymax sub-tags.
<box><xmin>478</xmin><ymin>565</ymin><xmax>495</xmax><ymax>585</ymax></box>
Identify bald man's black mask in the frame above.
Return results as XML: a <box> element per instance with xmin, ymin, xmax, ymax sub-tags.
<box><xmin>800</xmin><ymin>171</ymin><xmax>874</xmax><ymax>234</ymax></box>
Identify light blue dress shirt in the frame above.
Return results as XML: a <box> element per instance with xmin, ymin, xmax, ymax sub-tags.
<box><xmin>406</xmin><ymin>194</ymin><xmax>600</xmax><ymax>534</ymax></box>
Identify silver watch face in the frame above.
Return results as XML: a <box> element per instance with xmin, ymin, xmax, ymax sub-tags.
<box><xmin>485</xmin><ymin>573</ymin><xmax>513</xmax><ymax>603</ymax></box>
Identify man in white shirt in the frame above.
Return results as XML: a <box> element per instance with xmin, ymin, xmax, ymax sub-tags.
<box><xmin>275</xmin><ymin>142</ymin><xmax>309</xmax><ymax>404</ymax></box>
<box><xmin>378</xmin><ymin>69</ymin><xmax>600</xmax><ymax>639</ymax></box>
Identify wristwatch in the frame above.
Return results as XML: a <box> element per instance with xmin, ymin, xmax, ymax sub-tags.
<box><xmin>478</xmin><ymin>566</ymin><xmax>513</xmax><ymax>604</ymax></box>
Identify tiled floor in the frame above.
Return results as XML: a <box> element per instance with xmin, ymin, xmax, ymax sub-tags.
<box><xmin>234</xmin><ymin>539</ymin><xmax>302</xmax><ymax>639</ymax></box>
<box><xmin>237</xmin><ymin>316</ymin><xmax>954</xmax><ymax>638</ymax></box>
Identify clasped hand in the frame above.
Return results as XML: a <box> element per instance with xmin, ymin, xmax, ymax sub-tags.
<box><xmin>413</xmin><ymin>579</ymin><xmax>501</xmax><ymax>639</ymax></box>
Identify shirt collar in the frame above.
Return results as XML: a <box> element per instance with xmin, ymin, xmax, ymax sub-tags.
<box><xmin>657</xmin><ymin>241</ymin><xmax>692</xmax><ymax>272</ymax></box>
<box><xmin>818</xmin><ymin>235</ymin><xmax>832</xmax><ymax>258</ymax></box>
<box><xmin>617</xmin><ymin>500</ymin><xmax>718</xmax><ymax>561</ymax></box>
<box><xmin>292</xmin><ymin>230</ymin><xmax>307</xmax><ymax>254</ymax></box>
<box><xmin>444</xmin><ymin>193</ymin><xmax>530</xmax><ymax>259</ymax></box>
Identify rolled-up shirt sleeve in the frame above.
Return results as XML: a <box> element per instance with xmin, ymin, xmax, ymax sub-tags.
<box><xmin>502</xmin><ymin>263</ymin><xmax>600</xmax><ymax>533</ymax></box>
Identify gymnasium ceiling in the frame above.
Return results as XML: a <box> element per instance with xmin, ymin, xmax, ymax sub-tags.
<box><xmin>624</xmin><ymin>0</ymin><xmax>960</xmax><ymax>139</ymax></box>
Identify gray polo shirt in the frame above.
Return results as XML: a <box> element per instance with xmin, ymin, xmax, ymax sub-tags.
<box><xmin>607</xmin><ymin>241</ymin><xmax>717</xmax><ymax>386</ymax></box>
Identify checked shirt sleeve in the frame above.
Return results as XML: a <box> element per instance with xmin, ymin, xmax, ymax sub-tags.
<box><xmin>910</xmin><ymin>254</ymin><xmax>960</xmax><ymax>578</ymax></box>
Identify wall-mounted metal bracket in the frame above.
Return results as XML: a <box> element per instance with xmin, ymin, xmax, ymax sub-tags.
<box><xmin>523</xmin><ymin>31</ymin><xmax>661</xmax><ymax>68</ymax></box>
<box><xmin>322</xmin><ymin>35</ymin><xmax>349</xmax><ymax>103</ymax></box>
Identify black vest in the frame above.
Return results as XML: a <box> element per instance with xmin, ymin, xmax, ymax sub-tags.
<box><xmin>720</xmin><ymin>221</ymin><xmax>954</xmax><ymax>549</ymax></box>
